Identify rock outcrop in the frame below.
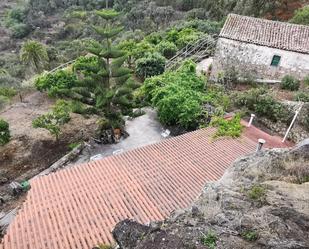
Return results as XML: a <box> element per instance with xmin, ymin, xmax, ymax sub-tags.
<box><xmin>113</xmin><ymin>141</ymin><xmax>309</xmax><ymax>249</ymax></box>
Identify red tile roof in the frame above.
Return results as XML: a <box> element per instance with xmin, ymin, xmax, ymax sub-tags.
<box><xmin>220</xmin><ymin>14</ymin><xmax>309</xmax><ymax>54</ymax></box>
<box><xmin>0</xmin><ymin>124</ymin><xmax>291</xmax><ymax>249</ymax></box>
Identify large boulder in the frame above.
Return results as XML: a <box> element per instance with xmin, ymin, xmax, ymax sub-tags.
<box><xmin>113</xmin><ymin>141</ymin><xmax>309</xmax><ymax>249</ymax></box>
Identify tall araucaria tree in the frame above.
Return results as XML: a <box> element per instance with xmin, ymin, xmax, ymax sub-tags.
<box><xmin>80</xmin><ymin>9</ymin><xmax>135</xmax><ymax>115</ymax></box>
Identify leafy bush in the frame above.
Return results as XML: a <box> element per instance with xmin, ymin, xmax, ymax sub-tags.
<box><xmin>143</xmin><ymin>60</ymin><xmax>206</xmax><ymax>129</ymax></box>
<box><xmin>0</xmin><ymin>87</ymin><xmax>17</xmax><ymax>98</ymax></box>
<box><xmin>73</xmin><ymin>56</ymin><xmax>99</xmax><ymax>76</ymax></box>
<box><xmin>294</xmin><ymin>92</ymin><xmax>309</xmax><ymax>102</ymax></box>
<box><xmin>290</xmin><ymin>6</ymin><xmax>309</xmax><ymax>25</ymax></box>
<box><xmin>11</xmin><ymin>23</ymin><xmax>31</xmax><ymax>39</ymax></box>
<box><xmin>156</xmin><ymin>41</ymin><xmax>177</xmax><ymax>59</ymax></box>
<box><xmin>211</xmin><ymin>114</ymin><xmax>243</xmax><ymax>138</ymax></box>
<box><xmin>0</xmin><ymin>119</ymin><xmax>10</xmax><ymax>145</ymax></box>
<box><xmin>32</xmin><ymin>100</ymin><xmax>71</xmax><ymax>140</ymax></box>
<box><xmin>174</xmin><ymin>28</ymin><xmax>203</xmax><ymax>48</ymax></box>
<box><xmin>155</xmin><ymin>84</ymin><xmax>204</xmax><ymax>129</ymax></box>
<box><xmin>68</xmin><ymin>142</ymin><xmax>81</xmax><ymax>150</ymax></box>
<box><xmin>280</xmin><ymin>75</ymin><xmax>300</xmax><ymax>91</ymax></box>
<box><xmin>247</xmin><ymin>185</ymin><xmax>266</xmax><ymax>202</ymax></box>
<box><xmin>6</xmin><ymin>7</ymin><xmax>28</xmax><ymax>25</ymax></box>
<box><xmin>136</xmin><ymin>52</ymin><xmax>166</xmax><ymax>79</ymax></box>
<box><xmin>234</xmin><ymin>88</ymin><xmax>289</xmax><ymax>122</ymax></box>
<box><xmin>132</xmin><ymin>41</ymin><xmax>155</xmax><ymax>60</ymax></box>
<box><xmin>254</xmin><ymin>95</ymin><xmax>287</xmax><ymax>122</ymax></box>
<box><xmin>234</xmin><ymin>88</ymin><xmax>267</xmax><ymax>110</ymax></box>
<box><xmin>35</xmin><ymin>70</ymin><xmax>78</xmax><ymax>97</ymax></box>
<box><xmin>175</xmin><ymin>19</ymin><xmax>222</xmax><ymax>35</ymax></box>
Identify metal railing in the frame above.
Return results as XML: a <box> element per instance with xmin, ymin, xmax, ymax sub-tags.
<box><xmin>48</xmin><ymin>59</ymin><xmax>77</xmax><ymax>74</ymax></box>
<box><xmin>165</xmin><ymin>35</ymin><xmax>217</xmax><ymax>71</ymax></box>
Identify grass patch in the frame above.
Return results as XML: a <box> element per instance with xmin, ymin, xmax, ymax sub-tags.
<box><xmin>211</xmin><ymin>114</ymin><xmax>243</xmax><ymax>139</ymax></box>
<box><xmin>200</xmin><ymin>231</ymin><xmax>218</xmax><ymax>249</ymax></box>
<box><xmin>247</xmin><ymin>185</ymin><xmax>266</xmax><ymax>202</ymax></box>
<box><xmin>68</xmin><ymin>142</ymin><xmax>81</xmax><ymax>151</ymax></box>
<box><xmin>0</xmin><ymin>87</ymin><xmax>17</xmax><ymax>98</ymax></box>
<box><xmin>241</xmin><ymin>230</ymin><xmax>258</xmax><ymax>242</ymax></box>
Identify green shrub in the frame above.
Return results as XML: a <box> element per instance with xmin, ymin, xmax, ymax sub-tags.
<box><xmin>143</xmin><ymin>61</ymin><xmax>204</xmax><ymax>129</ymax></box>
<box><xmin>132</xmin><ymin>41</ymin><xmax>155</xmax><ymax>60</ymax></box>
<box><xmin>5</xmin><ymin>6</ymin><xmax>28</xmax><ymax>28</ymax></box>
<box><xmin>255</xmin><ymin>95</ymin><xmax>288</xmax><ymax>122</ymax></box>
<box><xmin>247</xmin><ymin>185</ymin><xmax>266</xmax><ymax>202</ymax></box>
<box><xmin>234</xmin><ymin>88</ymin><xmax>289</xmax><ymax>122</ymax></box>
<box><xmin>32</xmin><ymin>100</ymin><xmax>71</xmax><ymax>140</ymax></box>
<box><xmin>0</xmin><ymin>119</ymin><xmax>10</xmax><ymax>145</ymax></box>
<box><xmin>35</xmin><ymin>70</ymin><xmax>78</xmax><ymax>97</ymax></box>
<box><xmin>136</xmin><ymin>52</ymin><xmax>166</xmax><ymax>79</ymax></box>
<box><xmin>68</xmin><ymin>142</ymin><xmax>81</xmax><ymax>150</ymax></box>
<box><xmin>73</xmin><ymin>56</ymin><xmax>99</xmax><ymax>76</ymax></box>
<box><xmin>280</xmin><ymin>75</ymin><xmax>300</xmax><ymax>91</ymax></box>
<box><xmin>200</xmin><ymin>231</ymin><xmax>218</xmax><ymax>249</ymax></box>
<box><xmin>0</xmin><ymin>87</ymin><xmax>17</xmax><ymax>98</ymax></box>
<box><xmin>211</xmin><ymin>114</ymin><xmax>243</xmax><ymax>138</ymax></box>
<box><xmin>290</xmin><ymin>6</ymin><xmax>309</xmax><ymax>25</ymax></box>
<box><xmin>11</xmin><ymin>23</ymin><xmax>31</xmax><ymax>39</ymax></box>
<box><xmin>156</xmin><ymin>41</ymin><xmax>177</xmax><ymax>59</ymax></box>
<box><xmin>167</xmin><ymin>28</ymin><xmax>203</xmax><ymax>48</ymax></box>
<box><xmin>294</xmin><ymin>92</ymin><xmax>309</xmax><ymax>102</ymax></box>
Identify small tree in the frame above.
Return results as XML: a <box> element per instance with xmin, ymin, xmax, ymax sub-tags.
<box><xmin>280</xmin><ymin>75</ymin><xmax>300</xmax><ymax>91</ymax></box>
<box><xmin>20</xmin><ymin>40</ymin><xmax>49</xmax><ymax>73</ymax></box>
<box><xmin>32</xmin><ymin>100</ymin><xmax>71</xmax><ymax>141</ymax></box>
<box><xmin>0</xmin><ymin>119</ymin><xmax>10</xmax><ymax>145</ymax></box>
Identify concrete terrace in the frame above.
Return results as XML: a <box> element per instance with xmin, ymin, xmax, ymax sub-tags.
<box><xmin>0</xmin><ymin>122</ymin><xmax>292</xmax><ymax>249</ymax></box>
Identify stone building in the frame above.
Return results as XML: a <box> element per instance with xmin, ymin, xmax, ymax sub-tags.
<box><xmin>211</xmin><ymin>14</ymin><xmax>309</xmax><ymax>81</ymax></box>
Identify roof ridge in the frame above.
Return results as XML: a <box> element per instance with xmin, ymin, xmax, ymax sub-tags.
<box><xmin>220</xmin><ymin>14</ymin><xmax>309</xmax><ymax>54</ymax></box>
<box><xmin>226</xmin><ymin>13</ymin><xmax>309</xmax><ymax>29</ymax></box>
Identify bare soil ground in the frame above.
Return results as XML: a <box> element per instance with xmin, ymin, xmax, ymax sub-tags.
<box><xmin>0</xmin><ymin>90</ymin><xmax>98</xmax><ymax>214</ymax></box>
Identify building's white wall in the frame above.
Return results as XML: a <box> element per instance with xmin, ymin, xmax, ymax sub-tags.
<box><xmin>212</xmin><ymin>38</ymin><xmax>309</xmax><ymax>80</ymax></box>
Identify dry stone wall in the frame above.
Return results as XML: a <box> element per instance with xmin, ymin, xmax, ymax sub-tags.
<box><xmin>212</xmin><ymin>38</ymin><xmax>309</xmax><ymax>80</ymax></box>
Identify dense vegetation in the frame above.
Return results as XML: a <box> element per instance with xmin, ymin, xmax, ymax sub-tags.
<box><xmin>0</xmin><ymin>0</ymin><xmax>308</xmax><ymax>143</ymax></box>
<box><xmin>142</xmin><ymin>60</ymin><xmax>229</xmax><ymax>129</ymax></box>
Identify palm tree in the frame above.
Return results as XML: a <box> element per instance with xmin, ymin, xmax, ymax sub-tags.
<box><xmin>20</xmin><ymin>40</ymin><xmax>49</xmax><ymax>73</ymax></box>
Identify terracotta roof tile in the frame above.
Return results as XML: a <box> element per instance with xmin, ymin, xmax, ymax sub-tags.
<box><xmin>1</xmin><ymin>124</ymin><xmax>292</xmax><ymax>249</ymax></box>
<box><xmin>220</xmin><ymin>14</ymin><xmax>309</xmax><ymax>54</ymax></box>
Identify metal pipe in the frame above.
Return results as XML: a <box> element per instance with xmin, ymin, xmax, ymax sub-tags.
<box><xmin>247</xmin><ymin>114</ymin><xmax>255</xmax><ymax>127</ymax></box>
<box><xmin>282</xmin><ymin>103</ymin><xmax>303</xmax><ymax>143</ymax></box>
<box><xmin>256</xmin><ymin>139</ymin><xmax>266</xmax><ymax>152</ymax></box>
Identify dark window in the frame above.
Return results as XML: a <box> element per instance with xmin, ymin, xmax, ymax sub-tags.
<box><xmin>271</xmin><ymin>55</ymin><xmax>281</xmax><ymax>67</ymax></box>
